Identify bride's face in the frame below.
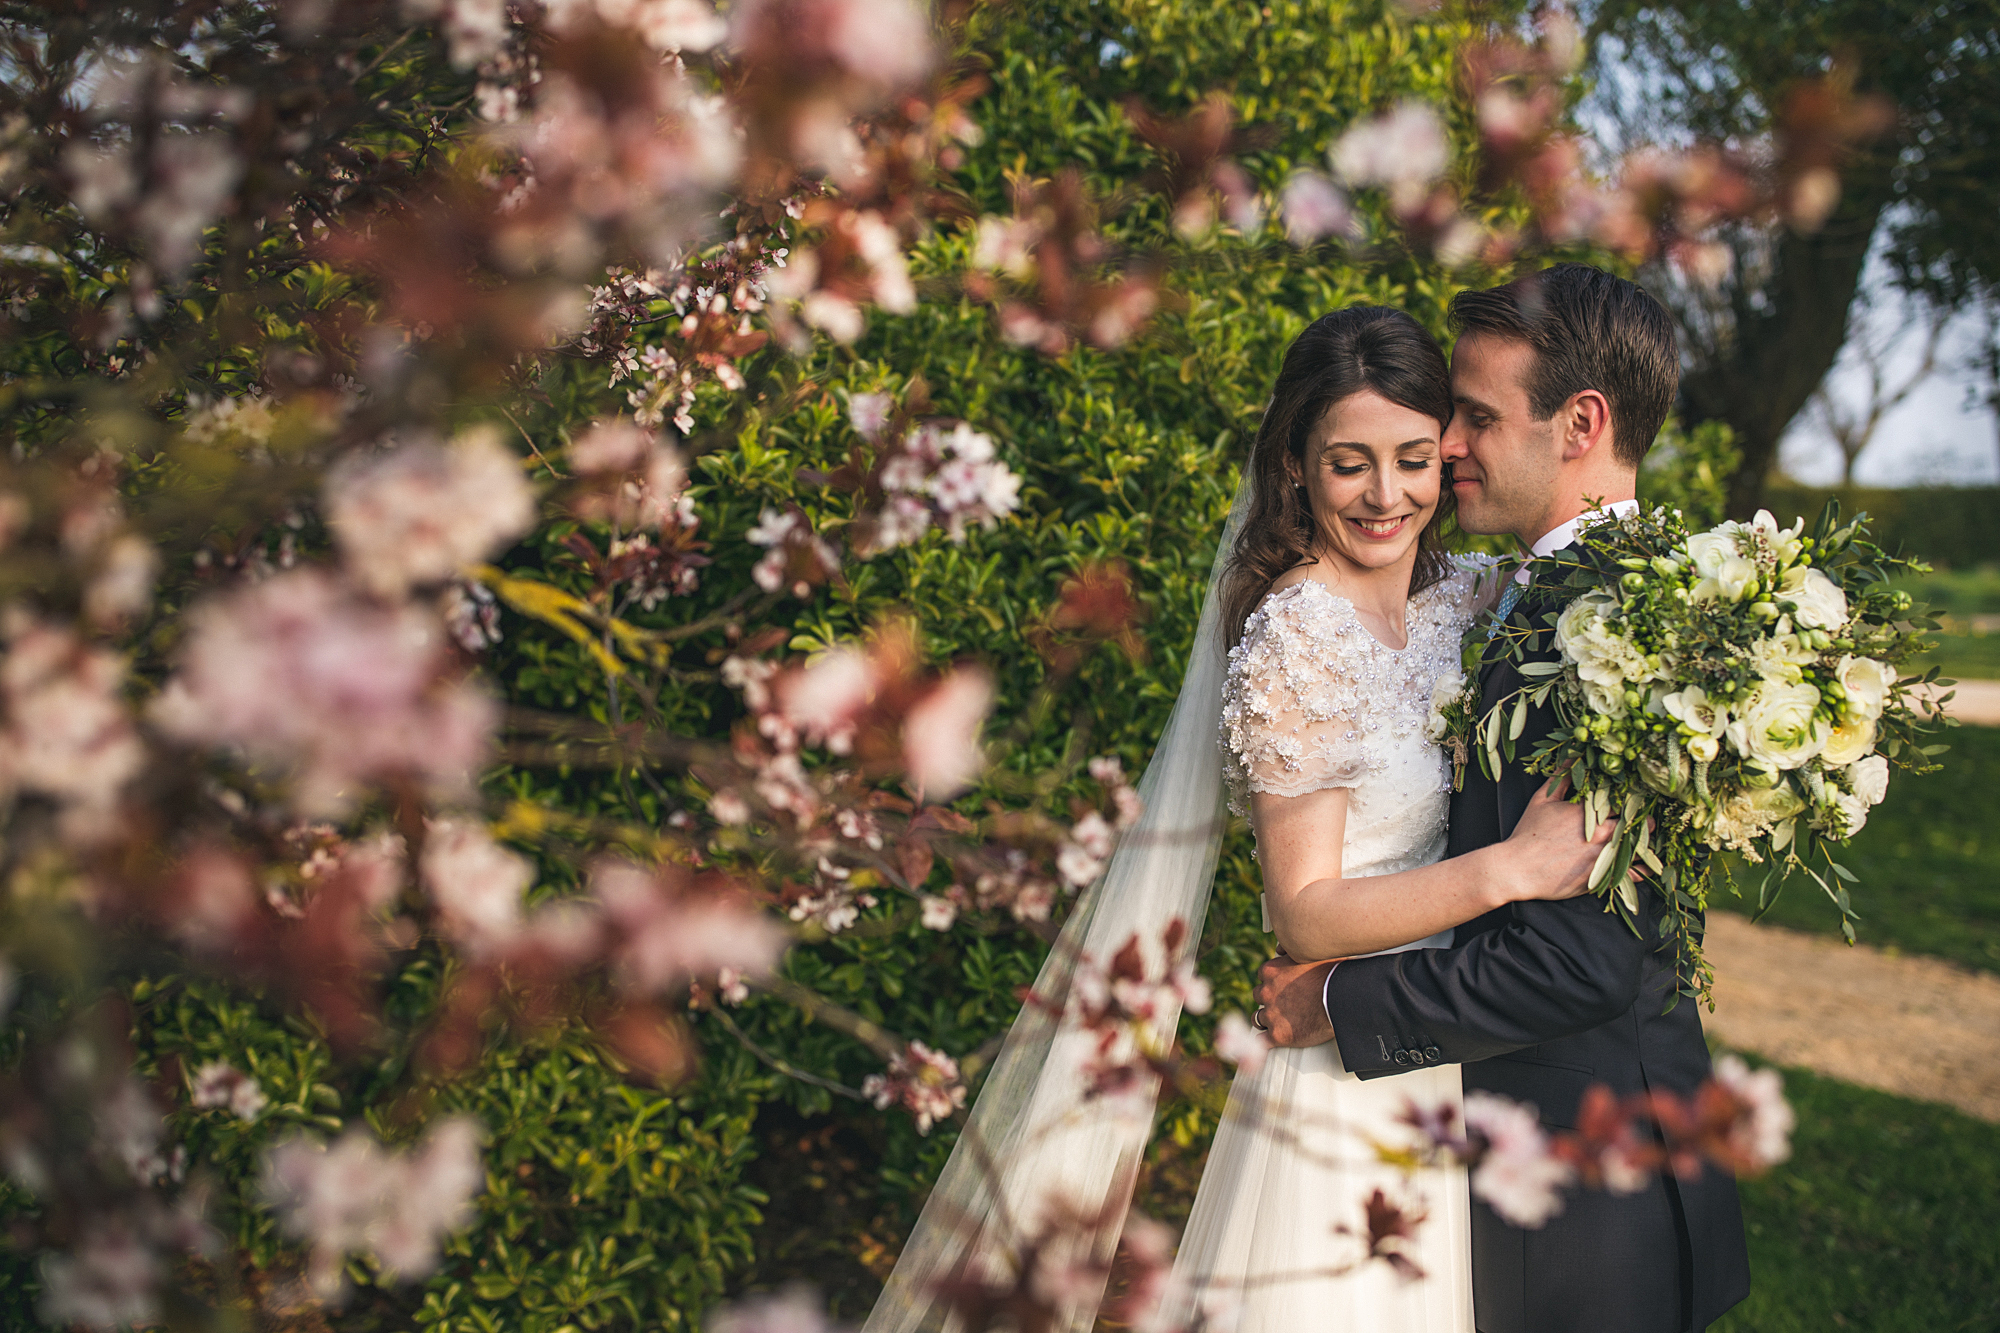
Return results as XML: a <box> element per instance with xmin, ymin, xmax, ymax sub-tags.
<box><xmin>1295</xmin><ymin>390</ymin><xmax>1444</xmax><ymax>574</ymax></box>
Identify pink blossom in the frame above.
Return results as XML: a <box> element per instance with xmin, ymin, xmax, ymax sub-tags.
<box><xmin>1712</xmin><ymin>1055</ymin><xmax>1794</xmax><ymax>1168</ymax></box>
<box><xmin>36</xmin><ymin>1222</ymin><xmax>160</xmax><ymax>1332</ymax></box>
<box><xmin>441</xmin><ymin>578</ymin><xmax>502</xmax><ymax>651</ymax></box>
<box><xmin>1331</xmin><ymin>102</ymin><xmax>1450</xmax><ymax>208</ymax></box>
<box><xmin>592</xmin><ymin>859</ymin><xmax>788</xmax><ymax>992</ymax></box>
<box><xmin>902</xmin><ymin>667</ymin><xmax>991</xmax><ymax>800</ymax></box>
<box><xmin>847</xmin><ymin>391</ymin><xmax>892</xmax><ymax>439</ymax></box>
<box><xmin>918</xmin><ymin>894</ymin><xmax>957</xmax><ymax>931</ymax></box>
<box><xmin>708</xmin><ymin>1285</ymin><xmax>836</xmax><ymax>1333</ymax></box>
<box><xmin>0</xmin><ymin>620</ymin><xmax>146</xmax><ymax>837</ymax></box>
<box><xmin>134</xmin><ymin>134</ymin><xmax>244</xmax><ymax>275</ymax></box>
<box><xmin>636</xmin><ymin>0</ymin><xmax>729</xmax><ymax>54</ymax></box>
<box><xmin>862</xmin><ymin>1040</ymin><xmax>966</xmax><ymax>1134</ymax></box>
<box><xmin>189</xmin><ymin>1061</ymin><xmax>268</xmax><ymax>1121</ymax></box>
<box><xmin>420</xmin><ymin>818</ymin><xmax>535</xmax><ymax>956</ymax></box>
<box><xmin>1462</xmin><ymin>1091</ymin><xmax>1574</xmax><ymax>1228</ymax></box>
<box><xmin>260</xmin><ymin>1116</ymin><xmax>484</xmax><ymax>1295</ymax></box>
<box><xmin>84</xmin><ymin>534</ymin><xmax>159</xmax><ymax>627</ymax></box>
<box><xmin>1280</xmin><ymin>170</ymin><xmax>1352</xmax><ymax>244</ymax></box>
<box><xmin>1212</xmin><ymin>1012</ymin><xmax>1269</xmax><ymax>1075</ymax></box>
<box><xmin>150</xmin><ymin>569</ymin><xmax>496</xmax><ymax>815</ymax></box>
<box><xmin>774</xmin><ymin>647</ymin><xmax>875</xmax><ymax>753</ymax></box>
<box><xmin>324</xmin><ymin>426</ymin><xmax>536</xmax><ymax>596</ymax></box>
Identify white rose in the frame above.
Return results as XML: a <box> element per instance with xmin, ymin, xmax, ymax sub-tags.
<box><xmin>1779</xmin><ymin>566</ymin><xmax>1848</xmax><ymax>630</ymax></box>
<box><xmin>1834</xmin><ymin>655</ymin><xmax>1890</xmax><ymax>721</ymax></box>
<box><xmin>1684</xmin><ymin>530</ymin><xmax>1735</xmax><ymax>579</ymax></box>
<box><xmin>1727</xmin><ymin>680</ymin><xmax>1827</xmax><ymax>771</ymax></box>
<box><xmin>1819</xmin><ymin>716</ymin><xmax>1876</xmax><ymax>768</ymax></box>
<box><xmin>1555</xmin><ymin>591</ymin><xmax>1617</xmax><ymax>659</ymax></box>
<box><xmin>1849</xmin><ymin>753</ymin><xmax>1890</xmax><ymax>807</ymax></box>
<box><xmin>1426</xmin><ymin>669</ymin><xmax>1465</xmax><ymax>742</ymax></box>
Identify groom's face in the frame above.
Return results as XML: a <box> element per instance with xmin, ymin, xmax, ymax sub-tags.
<box><xmin>1441</xmin><ymin>333</ymin><xmax>1561</xmax><ymax>541</ymax></box>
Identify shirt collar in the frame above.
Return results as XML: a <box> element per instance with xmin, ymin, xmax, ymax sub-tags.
<box><xmin>1516</xmin><ymin>498</ymin><xmax>1641</xmax><ymax>580</ymax></box>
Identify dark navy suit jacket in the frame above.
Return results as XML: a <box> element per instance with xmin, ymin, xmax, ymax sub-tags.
<box><xmin>1321</xmin><ymin>587</ymin><xmax>1751</xmax><ymax>1333</ymax></box>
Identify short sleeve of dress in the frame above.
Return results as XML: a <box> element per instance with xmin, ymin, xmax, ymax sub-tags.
<box><xmin>1219</xmin><ymin>584</ymin><xmax>1375</xmax><ymax>814</ymax></box>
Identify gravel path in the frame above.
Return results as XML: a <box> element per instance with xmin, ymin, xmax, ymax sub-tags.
<box><xmin>1704</xmin><ymin>912</ymin><xmax>2000</xmax><ymax>1122</ymax></box>
<box><xmin>1917</xmin><ymin>677</ymin><xmax>2000</xmax><ymax>725</ymax></box>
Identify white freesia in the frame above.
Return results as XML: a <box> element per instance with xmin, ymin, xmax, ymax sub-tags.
<box><xmin>1660</xmin><ymin>685</ymin><xmax>1728</xmax><ymax>738</ymax></box>
<box><xmin>1555</xmin><ymin>592</ymin><xmax>1657</xmax><ymax>716</ymax></box>
<box><xmin>1834</xmin><ymin>655</ymin><xmax>1890</xmax><ymax>721</ymax></box>
<box><xmin>1727</xmin><ymin>680</ymin><xmax>1827</xmax><ymax>771</ymax></box>
<box><xmin>1779</xmin><ymin>565</ymin><xmax>1848</xmax><ymax>630</ymax></box>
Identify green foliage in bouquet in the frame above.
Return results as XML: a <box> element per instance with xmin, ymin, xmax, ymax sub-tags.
<box><xmin>1450</xmin><ymin>502</ymin><xmax>1950</xmax><ymax>1005</ymax></box>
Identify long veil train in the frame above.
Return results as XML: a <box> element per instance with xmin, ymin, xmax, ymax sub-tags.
<box><xmin>862</xmin><ymin>478</ymin><xmax>1252</xmax><ymax>1333</ymax></box>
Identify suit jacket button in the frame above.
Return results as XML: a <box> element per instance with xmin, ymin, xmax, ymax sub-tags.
<box><xmin>1392</xmin><ymin>1050</ymin><xmax>1411</xmax><ymax>1066</ymax></box>
<box><xmin>1423</xmin><ymin>1046</ymin><xmax>1442</xmax><ymax>1062</ymax></box>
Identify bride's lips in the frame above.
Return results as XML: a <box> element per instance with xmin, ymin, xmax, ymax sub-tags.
<box><xmin>1344</xmin><ymin>514</ymin><xmax>1412</xmax><ymax>540</ymax></box>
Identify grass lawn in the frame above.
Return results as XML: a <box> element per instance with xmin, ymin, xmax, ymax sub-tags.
<box><xmin>1893</xmin><ymin>566</ymin><xmax>2000</xmax><ymax>618</ymax></box>
<box><xmin>1712</xmin><ymin>726</ymin><xmax>2000</xmax><ymax>975</ymax></box>
<box><xmin>1713</xmin><ymin>1060</ymin><xmax>2000</xmax><ymax>1333</ymax></box>
<box><xmin>1917</xmin><ymin>632</ymin><xmax>2000</xmax><ymax>681</ymax></box>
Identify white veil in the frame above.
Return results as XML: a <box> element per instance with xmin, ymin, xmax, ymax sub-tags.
<box><xmin>862</xmin><ymin>476</ymin><xmax>1252</xmax><ymax>1333</ymax></box>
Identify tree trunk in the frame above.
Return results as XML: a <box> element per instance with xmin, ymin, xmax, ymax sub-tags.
<box><xmin>1677</xmin><ymin>185</ymin><xmax>1893</xmax><ymax>518</ymax></box>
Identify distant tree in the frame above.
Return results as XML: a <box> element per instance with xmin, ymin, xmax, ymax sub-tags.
<box><xmin>1805</xmin><ymin>291</ymin><xmax>1947</xmax><ymax>485</ymax></box>
<box><xmin>1587</xmin><ymin>0</ymin><xmax>2000</xmax><ymax>514</ymax></box>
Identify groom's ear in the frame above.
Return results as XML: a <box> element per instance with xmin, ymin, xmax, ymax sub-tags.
<box><xmin>1556</xmin><ymin>388</ymin><xmax>1615</xmax><ymax>462</ymax></box>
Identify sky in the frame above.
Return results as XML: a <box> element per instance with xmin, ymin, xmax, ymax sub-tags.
<box><xmin>1778</xmin><ymin>297</ymin><xmax>1998</xmax><ymax>489</ymax></box>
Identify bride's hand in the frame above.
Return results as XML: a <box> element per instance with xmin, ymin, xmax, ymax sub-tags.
<box><xmin>1498</xmin><ymin>776</ymin><xmax>1619</xmax><ymax>903</ymax></box>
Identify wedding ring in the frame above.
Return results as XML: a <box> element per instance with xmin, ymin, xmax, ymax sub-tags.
<box><xmin>1250</xmin><ymin>1007</ymin><xmax>1269</xmax><ymax>1032</ymax></box>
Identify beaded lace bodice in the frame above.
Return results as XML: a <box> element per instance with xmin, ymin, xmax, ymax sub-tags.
<box><xmin>1220</xmin><ymin>557</ymin><xmax>1496</xmax><ymax>881</ymax></box>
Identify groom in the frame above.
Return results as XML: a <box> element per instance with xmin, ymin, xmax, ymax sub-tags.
<box><xmin>1254</xmin><ymin>264</ymin><xmax>1751</xmax><ymax>1333</ymax></box>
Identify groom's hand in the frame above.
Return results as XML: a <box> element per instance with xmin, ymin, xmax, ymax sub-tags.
<box><xmin>1253</xmin><ymin>954</ymin><xmax>1339</xmax><ymax>1048</ymax></box>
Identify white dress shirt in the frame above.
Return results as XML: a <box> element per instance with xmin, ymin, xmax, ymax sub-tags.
<box><xmin>1511</xmin><ymin>498</ymin><xmax>1642</xmax><ymax>582</ymax></box>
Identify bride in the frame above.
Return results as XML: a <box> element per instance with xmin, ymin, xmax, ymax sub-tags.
<box><xmin>862</xmin><ymin>307</ymin><xmax>1612</xmax><ymax>1333</ymax></box>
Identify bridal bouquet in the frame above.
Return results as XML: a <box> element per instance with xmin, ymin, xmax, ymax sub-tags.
<box><xmin>1435</xmin><ymin>503</ymin><xmax>1949</xmax><ymax>1001</ymax></box>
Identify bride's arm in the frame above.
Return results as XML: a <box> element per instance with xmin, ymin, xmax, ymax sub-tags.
<box><xmin>1256</xmin><ymin>778</ymin><xmax>1611</xmax><ymax>961</ymax></box>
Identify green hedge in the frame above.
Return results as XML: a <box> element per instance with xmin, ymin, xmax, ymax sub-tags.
<box><xmin>1761</xmin><ymin>483</ymin><xmax>1999</xmax><ymax>569</ymax></box>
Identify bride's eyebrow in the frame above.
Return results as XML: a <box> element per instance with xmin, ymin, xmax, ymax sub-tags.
<box><xmin>1324</xmin><ymin>437</ymin><xmax>1437</xmax><ymax>451</ymax></box>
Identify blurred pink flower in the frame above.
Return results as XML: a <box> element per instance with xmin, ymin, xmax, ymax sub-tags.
<box><xmin>708</xmin><ymin>1285</ymin><xmax>837</xmax><ymax>1333</ymax></box>
<box><xmin>1463</xmin><ymin>1091</ymin><xmax>1574</xmax><ymax>1228</ymax></box>
<box><xmin>151</xmin><ymin>569</ymin><xmax>496</xmax><ymax>815</ymax></box>
<box><xmin>1331</xmin><ymin>102</ymin><xmax>1450</xmax><ymax>210</ymax></box>
<box><xmin>0</xmin><ymin>620</ymin><xmax>146</xmax><ymax>840</ymax></box>
<box><xmin>1212</xmin><ymin>1012</ymin><xmax>1269</xmax><ymax>1075</ymax></box>
<box><xmin>902</xmin><ymin>667</ymin><xmax>991</xmax><ymax>800</ymax></box>
<box><xmin>189</xmin><ymin>1061</ymin><xmax>268</xmax><ymax>1121</ymax></box>
<box><xmin>421</xmin><ymin>818</ymin><xmax>535</xmax><ymax>956</ymax></box>
<box><xmin>1713</xmin><ymin>1054</ymin><xmax>1794</xmax><ymax>1168</ymax></box>
<box><xmin>260</xmin><ymin>1116</ymin><xmax>484</xmax><ymax>1295</ymax></box>
<box><xmin>774</xmin><ymin>647</ymin><xmax>875</xmax><ymax>753</ymax></box>
<box><xmin>1280</xmin><ymin>170</ymin><xmax>1352</xmax><ymax>244</ymax></box>
<box><xmin>324</xmin><ymin>426</ymin><xmax>536</xmax><ymax>596</ymax></box>
<box><xmin>592</xmin><ymin>859</ymin><xmax>788</xmax><ymax>993</ymax></box>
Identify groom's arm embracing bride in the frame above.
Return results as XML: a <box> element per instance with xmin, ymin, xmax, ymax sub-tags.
<box><xmin>1262</xmin><ymin>266</ymin><xmax>1753</xmax><ymax>1333</ymax></box>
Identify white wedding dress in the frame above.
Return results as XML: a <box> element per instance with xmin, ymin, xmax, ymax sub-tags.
<box><xmin>1166</xmin><ymin>563</ymin><xmax>1491</xmax><ymax>1333</ymax></box>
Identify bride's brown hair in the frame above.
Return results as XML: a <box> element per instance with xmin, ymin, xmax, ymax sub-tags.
<box><xmin>1221</xmin><ymin>306</ymin><xmax>1456</xmax><ymax>647</ymax></box>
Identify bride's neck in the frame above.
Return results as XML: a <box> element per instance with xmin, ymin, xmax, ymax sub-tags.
<box><xmin>1299</xmin><ymin>544</ymin><xmax>1421</xmax><ymax>626</ymax></box>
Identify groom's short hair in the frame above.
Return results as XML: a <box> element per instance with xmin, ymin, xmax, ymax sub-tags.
<box><xmin>1449</xmin><ymin>264</ymin><xmax>1678</xmax><ymax>467</ymax></box>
